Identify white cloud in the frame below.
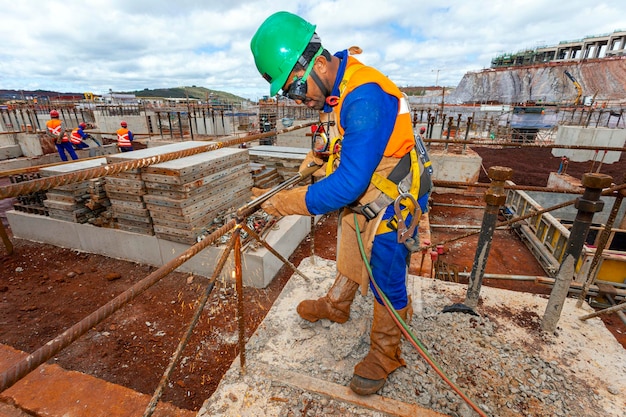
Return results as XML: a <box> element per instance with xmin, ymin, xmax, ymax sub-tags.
<box><xmin>0</xmin><ymin>0</ymin><xmax>624</xmax><ymax>100</ymax></box>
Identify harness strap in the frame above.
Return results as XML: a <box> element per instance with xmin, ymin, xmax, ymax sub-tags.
<box><xmin>350</xmin><ymin>148</ymin><xmax>423</xmax><ymax>221</ymax></box>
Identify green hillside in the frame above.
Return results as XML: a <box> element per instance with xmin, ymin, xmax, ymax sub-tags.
<box><xmin>121</xmin><ymin>86</ymin><xmax>249</xmax><ymax>103</ymax></box>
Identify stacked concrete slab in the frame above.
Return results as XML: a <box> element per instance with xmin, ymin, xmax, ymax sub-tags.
<box><xmin>105</xmin><ymin>141</ymin><xmax>211</xmax><ymax>236</ymax></box>
<box><xmin>40</xmin><ymin>158</ymin><xmax>109</xmax><ymax>224</ymax></box>
<box><xmin>143</xmin><ymin>147</ymin><xmax>252</xmax><ymax>244</ymax></box>
<box><xmin>248</xmin><ymin>145</ymin><xmax>308</xmax><ymax>180</ymax></box>
<box><xmin>105</xmin><ymin>168</ymin><xmax>153</xmax><ymax>234</ymax></box>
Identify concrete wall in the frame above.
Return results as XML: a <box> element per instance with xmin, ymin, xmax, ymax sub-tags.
<box><xmin>552</xmin><ymin>125</ymin><xmax>625</xmax><ymax>163</ymax></box>
<box><xmin>7</xmin><ymin>210</ymin><xmax>312</xmax><ymax>289</ymax></box>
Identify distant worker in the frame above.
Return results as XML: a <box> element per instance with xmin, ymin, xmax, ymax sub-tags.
<box><xmin>70</xmin><ymin>122</ymin><xmax>90</xmax><ymax>151</ymax></box>
<box><xmin>116</xmin><ymin>121</ymin><xmax>134</xmax><ymax>152</ymax></box>
<box><xmin>46</xmin><ymin>110</ymin><xmax>78</xmax><ymax>161</ymax></box>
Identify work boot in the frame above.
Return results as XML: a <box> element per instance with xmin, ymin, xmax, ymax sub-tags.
<box><xmin>349</xmin><ymin>301</ymin><xmax>409</xmax><ymax>396</ymax></box>
<box><xmin>297</xmin><ymin>274</ymin><xmax>359</xmax><ymax>323</ymax></box>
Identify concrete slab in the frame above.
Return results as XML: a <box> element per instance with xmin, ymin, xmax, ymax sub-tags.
<box><xmin>38</xmin><ymin>157</ymin><xmax>108</xmax><ymax>176</ymax></box>
<box><xmin>106</xmin><ymin>141</ymin><xmax>213</xmax><ymax>162</ymax></box>
<box><xmin>7</xmin><ymin>210</ymin><xmax>311</xmax><ymax>289</ymax></box>
<box><xmin>0</xmin><ymin>145</ymin><xmax>22</xmax><ymax>161</ymax></box>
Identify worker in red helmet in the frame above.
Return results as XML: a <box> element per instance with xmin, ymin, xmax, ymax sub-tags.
<box><xmin>46</xmin><ymin>110</ymin><xmax>78</xmax><ymax>161</ymax></box>
<box><xmin>116</xmin><ymin>121</ymin><xmax>134</xmax><ymax>152</ymax></box>
<box><xmin>70</xmin><ymin>122</ymin><xmax>90</xmax><ymax>151</ymax></box>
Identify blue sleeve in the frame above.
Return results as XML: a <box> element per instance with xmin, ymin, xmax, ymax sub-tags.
<box><xmin>79</xmin><ymin>129</ymin><xmax>88</xmax><ymax>139</ymax></box>
<box><xmin>305</xmin><ymin>83</ymin><xmax>398</xmax><ymax>214</ymax></box>
<box><xmin>128</xmin><ymin>131</ymin><xmax>134</xmax><ymax>141</ymax></box>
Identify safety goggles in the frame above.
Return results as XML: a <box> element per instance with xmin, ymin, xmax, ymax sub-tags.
<box><xmin>281</xmin><ymin>47</ymin><xmax>324</xmax><ymax>102</ymax></box>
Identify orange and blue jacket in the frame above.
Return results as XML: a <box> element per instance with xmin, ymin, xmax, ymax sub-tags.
<box><xmin>116</xmin><ymin>128</ymin><xmax>134</xmax><ymax>148</ymax></box>
<box><xmin>46</xmin><ymin>119</ymin><xmax>69</xmax><ymax>142</ymax></box>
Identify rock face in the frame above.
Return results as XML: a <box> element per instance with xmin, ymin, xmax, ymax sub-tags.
<box><xmin>449</xmin><ymin>57</ymin><xmax>626</xmax><ymax>105</ymax></box>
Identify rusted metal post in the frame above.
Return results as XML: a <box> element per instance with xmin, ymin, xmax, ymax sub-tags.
<box><xmin>576</xmin><ymin>175</ymin><xmax>624</xmax><ymax>308</ymax></box>
<box><xmin>541</xmin><ymin>173</ymin><xmax>612</xmax><ymax>333</ymax></box>
<box><xmin>465</xmin><ymin>166</ymin><xmax>513</xmax><ymax>308</ymax></box>
<box><xmin>463</xmin><ymin>116</ymin><xmax>473</xmax><ymax>153</ymax></box>
<box><xmin>234</xmin><ymin>222</ymin><xmax>246</xmax><ymax>375</ymax></box>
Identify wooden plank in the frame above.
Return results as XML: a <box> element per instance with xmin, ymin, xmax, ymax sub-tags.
<box><xmin>266</xmin><ymin>366</ymin><xmax>450</xmax><ymax>417</ymax></box>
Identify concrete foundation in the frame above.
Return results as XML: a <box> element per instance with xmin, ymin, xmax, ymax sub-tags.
<box><xmin>429</xmin><ymin>146</ymin><xmax>482</xmax><ymax>190</ymax></box>
<box><xmin>7</xmin><ymin>210</ymin><xmax>311</xmax><ymax>289</ymax></box>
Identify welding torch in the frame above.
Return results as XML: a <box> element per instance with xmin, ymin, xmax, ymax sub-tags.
<box><xmin>236</xmin><ymin>162</ymin><xmax>322</xmax><ymax>219</ymax></box>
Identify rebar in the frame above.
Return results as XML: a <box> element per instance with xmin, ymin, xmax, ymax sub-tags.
<box><xmin>0</xmin><ymin>217</ymin><xmax>237</xmax><ymax>394</ymax></box>
<box><xmin>142</xmin><ymin>233</ymin><xmax>237</xmax><ymax>417</ymax></box>
<box><xmin>0</xmin><ymin>123</ymin><xmax>314</xmax><ymax>200</ymax></box>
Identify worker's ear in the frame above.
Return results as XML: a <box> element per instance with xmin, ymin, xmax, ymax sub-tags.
<box><xmin>314</xmin><ymin>54</ymin><xmax>327</xmax><ymax>74</ymax></box>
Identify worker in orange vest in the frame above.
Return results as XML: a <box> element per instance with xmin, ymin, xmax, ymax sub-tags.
<box><xmin>46</xmin><ymin>110</ymin><xmax>78</xmax><ymax>161</ymax></box>
<box><xmin>70</xmin><ymin>122</ymin><xmax>90</xmax><ymax>151</ymax></box>
<box><xmin>116</xmin><ymin>121</ymin><xmax>134</xmax><ymax>152</ymax></box>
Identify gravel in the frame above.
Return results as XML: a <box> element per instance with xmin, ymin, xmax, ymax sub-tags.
<box><xmin>199</xmin><ymin>257</ymin><xmax>626</xmax><ymax>417</ymax></box>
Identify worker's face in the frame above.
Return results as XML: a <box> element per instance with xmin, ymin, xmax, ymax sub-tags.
<box><xmin>282</xmin><ymin>62</ymin><xmax>326</xmax><ymax>110</ymax></box>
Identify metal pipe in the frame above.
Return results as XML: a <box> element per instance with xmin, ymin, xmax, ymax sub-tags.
<box><xmin>456</xmin><ymin>272</ymin><xmax>541</xmax><ymax>281</ymax></box>
<box><xmin>423</xmin><ymin>138</ymin><xmax>626</xmax><ymax>152</ymax></box>
<box><xmin>465</xmin><ymin>166</ymin><xmax>513</xmax><ymax>308</ymax></box>
<box><xmin>579</xmin><ymin>300</ymin><xmax>626</xmax><ymax>321</ymax></box>
<box><xmin>542</xmin><ymin>173</ymin><xmax>613</xmax><ymax>332</ymax></box>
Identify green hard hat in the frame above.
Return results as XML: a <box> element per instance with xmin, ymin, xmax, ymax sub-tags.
<box><xmin>251</xmin><ymin>11</ymin><xmax>316</xmax><ymax>96</ymax></box>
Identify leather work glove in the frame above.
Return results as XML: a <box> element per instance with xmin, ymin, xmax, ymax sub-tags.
<box><xmin>261</xmin><ymin>186</ymin><xmax>310</xmax><ymax>217</ymax></box>
<box><xmin>300</xmin><ymin>150</ymin><xmax>326</xmax><ymax>178</ymax></box>
<box><xmin>251</xmin><ymin>187</ymin><xmax>268</xmax><ymax>198</ymax></box>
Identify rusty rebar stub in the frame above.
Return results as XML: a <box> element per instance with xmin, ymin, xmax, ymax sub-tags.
<box><xmin>487</xmin><ymin>166</ymin><xmax>513</xmax><ymax>182</ymax></box>
<box><xmin>581</xmin><ymin>173</ymin><xmax>612</xmax><ymax>189</ymax></box>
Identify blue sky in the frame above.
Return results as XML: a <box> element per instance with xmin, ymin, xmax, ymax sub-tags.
<box><xmin>0</xmin><ymin>0</ymin><xmax>624</xmax><ymax>101</ymax></box>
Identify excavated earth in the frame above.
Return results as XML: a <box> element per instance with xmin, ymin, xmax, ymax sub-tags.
<box><xmin>0</xmin><ymin>145</ymin><xmax>624</xmax><ymax>415</ymax></box>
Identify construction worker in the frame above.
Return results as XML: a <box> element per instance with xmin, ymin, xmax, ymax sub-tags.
<box><xmin>116</xmin><ymin>121</ymin><xmax>134</xmax><ymax>152</ymax></box>
<box><xmin>250</xmin><ymin>12</ymin><xmax>432</xmax><ymax>396</ymax></box>
<box><xmin>70</xmin><ymin>122</ymin><xmax>90</xmax><ymax>151</ymax></box>
<box><xmin>46</xmin><ymin>110</ymin><xmax>78</xmax><ymax>161</ymax></box>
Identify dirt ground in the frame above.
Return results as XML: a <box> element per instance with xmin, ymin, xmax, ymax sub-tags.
<box><xmin>0</xmin><ymin>145</ymin><xmax>624</xmax><ymax>413</ymax></box>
